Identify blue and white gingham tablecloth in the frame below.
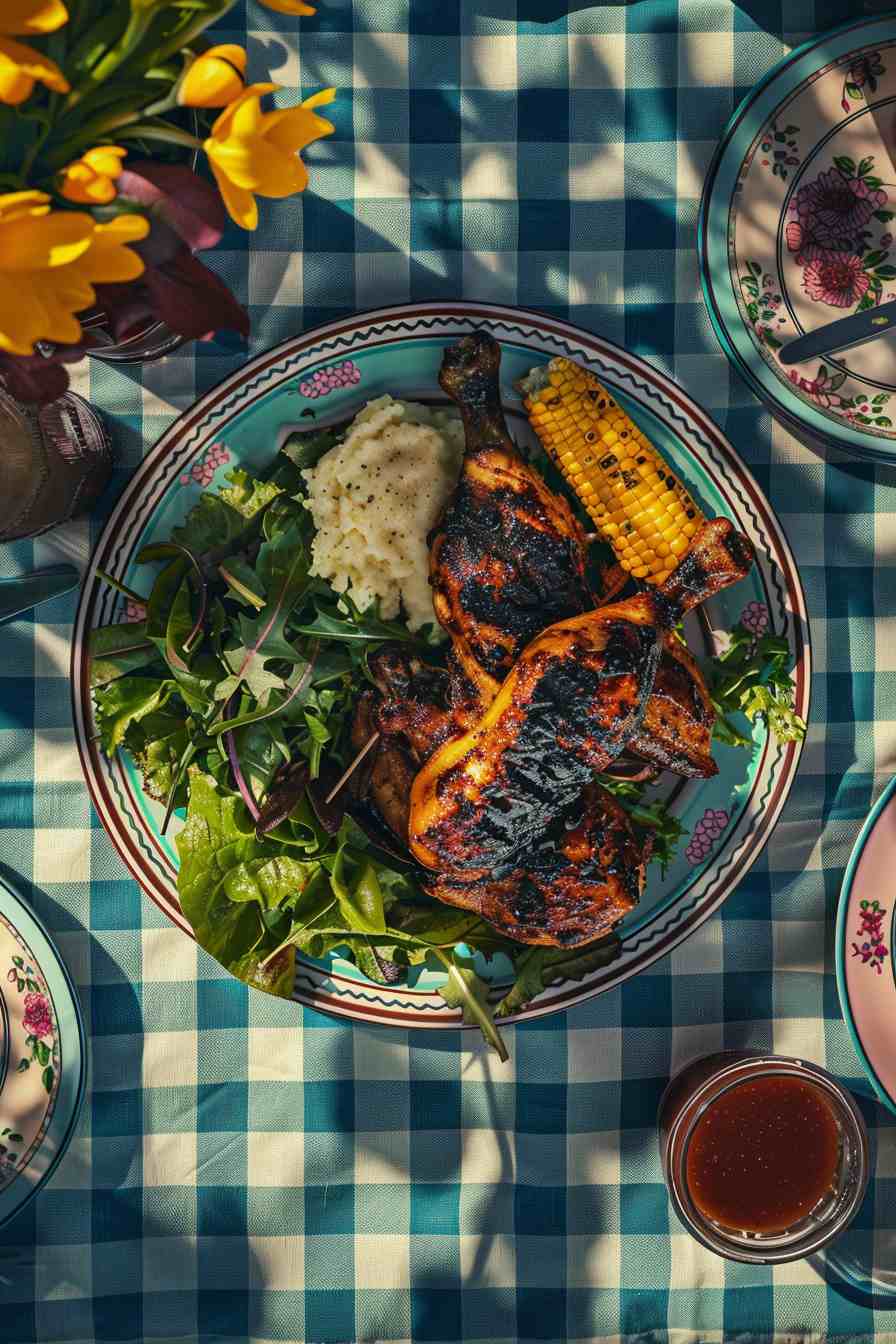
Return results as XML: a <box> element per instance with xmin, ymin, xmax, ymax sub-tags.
<box><xmin>4</xmin><ymin>1</ymin><xmax>896</xmax><ymax>1340</ymax></box>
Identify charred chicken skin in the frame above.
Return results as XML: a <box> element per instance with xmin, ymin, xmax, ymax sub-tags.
<box><xmin>429</xmin><ymin>331</ymin><xmax>591</xmax><ymax>697</ymax></box>
<box><xmin>409</xmin><ymin>518</ymin><xmax>753</xmax><ymax>877</ymax></box>
<box><xmin>627</xmin><ymin>633</ymin><xmax>718</xmax><ymax>779</ymax></box>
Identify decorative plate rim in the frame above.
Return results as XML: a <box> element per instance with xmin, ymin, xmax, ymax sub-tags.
<box><xmin>699</xmin><ymin>12</ymin><xmax>896</xmax><ymax>462</ymax></box>
<box><xmin>71</xmin><ymin>300</ymin><xmax>810</xmax><ymax>1029</ymax></box>
<box><xmin>0</xmin><ymin>872</ymin><xmax>87</xmax><ymax>1228</ymax></box>
<box><xmin>836</xmin><ymin>773</ymin><xmax>896</xmax><ymax>1115</ymax></box>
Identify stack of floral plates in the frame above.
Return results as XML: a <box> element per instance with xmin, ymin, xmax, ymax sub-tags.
<box><xmin>0</xmin><ymin>873</ymin><xmax>85</xmax><ymax>1229</ymax></box>
<box><xmin>700</xmin><ymin>14</ymin><xmax>896</xmax><ymax>463</ymax></box>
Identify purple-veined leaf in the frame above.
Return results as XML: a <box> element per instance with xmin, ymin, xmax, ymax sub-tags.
<box><xmin>117</xmin><ymin>161</ymin><xmax>226</xmax><ymax>253</ymax></box>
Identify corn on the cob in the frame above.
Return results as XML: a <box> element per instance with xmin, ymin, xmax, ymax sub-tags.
<box><xmin>520</xmin><ymin>358</ymin><xmax>705</xmax><ymax>585</ymax></box>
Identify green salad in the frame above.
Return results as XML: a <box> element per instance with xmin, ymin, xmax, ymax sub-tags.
<box><xmin>89</xmin><ymin>427</ymin><xmax>805</xmax><ymax>1057</ymax></box>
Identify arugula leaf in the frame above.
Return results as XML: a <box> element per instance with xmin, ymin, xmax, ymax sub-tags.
<box><xmin>220</xmin><ymin>468</ymin><xmax>282</xmax><ymax>518</ymax></box>
<box><xmin>280</xmin><ymin>427</ymin><xmax>341</xmax><ymax>474</ymax></box>
<box><xmin>708</xmin><ymin>623</ymin><xmax>806</xmax><ymax>745</ymax></box>
<box><xmin>94</xmin><ymin>676</ymin><xmax>177</xmax><ymax>753</ymax></box>
<box><xmin>496</xmin><ymin>938</ymin><xmax>621</xmax><ymax>1017</ymax></box>
<box><xmin>89</xmin><ymin>621</ymin><xmax>158</xmax><ymax>687</ymax></box>
<box><xmin>436</xmin><ymin>950</ymin><xmax>508</xmax><ymax>1061</ymax></box>
<box><xmin>171</xmin><ymin>492</ymin><xmax>250</xmax><ymax>555</ymax></box>
<box><xmin>292</xmin><ymin>596</ymin><xmax>423</xmax><ymax>645</ymax></box>
<box><xmin>218</xmin><ymin>556</ymin><xmax>265</xmax><ymax>609</ymax></box>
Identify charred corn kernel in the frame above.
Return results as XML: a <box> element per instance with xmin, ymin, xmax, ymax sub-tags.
<box><xmin>519</xmin><ymin>357</ymin><xmax>705</xmax><ymax>585</ymax></box>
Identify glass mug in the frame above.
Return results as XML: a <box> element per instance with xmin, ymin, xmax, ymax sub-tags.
<box><xmin>658</xmin><ymin>1052</ymin><xmax>869</xmax><ymax>1264</ymax></box>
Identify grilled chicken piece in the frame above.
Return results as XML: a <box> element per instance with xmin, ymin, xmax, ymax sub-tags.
<box><xmin>425</xmin><ymin>784</ymin><xmax>650</xmax><ymax>947</ymax></box>
<box><xmin>409</xmin><ymin>518</ymin><xmax>753</xmax><ymax>876</ymax></box>
<box><xmin>429</xmin><ymin>331</ymin><xmax>591</xmax><ymax>695</ymax></box>
<box><xmin>628</xmin><ymin>634</ymin><xmax>718</xmax><ymax>779</ymax></box>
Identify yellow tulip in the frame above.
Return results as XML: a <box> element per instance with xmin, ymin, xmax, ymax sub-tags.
<box><xmin>0</xmin><ymin>0</ymin><xmax>69</xmax><ymax>103</ymax></box>
<box><xmin>204</xmin><ymin>84</ymin><xmax>335</xmax><ymax>231</ymax></box>
<box><xmin>256</xmin><ymin>0</ymin><xmax>316</xmax><ymax>13</ymax></box>
<box><xmin>0</xmin><ymin>34</ymin><xmax>69</xmax><ymax>103</ymax></box>
<box><xmin>0</xmin><ymin>192</ymin><xmax>148</xmax><ymax>356</ymax></box>
<box><xmin>59</xmin><ymin>146</ymin><xmax>127</xmax><ymax>205</ymax></box>
<box><xmin>178</xmin><ymin>44</ymin><xmax>246</xmax><ymax>109</ymax></box>
<box><xmin>1</xmin><ymin>1</ymin><xmax>68</xmax><ymax>36</ymax></box>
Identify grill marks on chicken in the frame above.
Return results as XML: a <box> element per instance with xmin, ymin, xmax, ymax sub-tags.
<box><xmin>409</xmin><ymin>517</ymin><xmax>754</xmax><ymax>878</ymax></box>
<box><xmin>430</xmin><ymin>332</ymin><xmax>591</xmax><ymax>687</ymax></box>
<box><xmin>628</xmin><ymin>634</ymin><xmax>718</xmax><ymax>780</ymax></box>
<box><xmin>425</xmin><ymin>784</ymin><xmax>650</xmax><ymax>947</ymax></box>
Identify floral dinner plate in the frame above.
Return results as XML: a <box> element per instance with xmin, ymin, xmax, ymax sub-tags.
<box><xmin>0</xmin><ymin>871</ymin><xmax>86</xmax><ymax>1228</ymax></box>
<box><xmin>71</xmin><ymin>302</ymin><xmax>809</xmax><ymax>1029</ymax></box>
<box><xmin>700</xmin><ymin>14</ymin><xmax>896</xmax><ymax>462</ymax></box>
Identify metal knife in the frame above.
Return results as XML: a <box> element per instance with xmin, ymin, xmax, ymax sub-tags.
<box><xmin>0</xmin><ymin>565</ymin><xmax>80</xmax><ymax>625</ymax></box>
<box><xmin>778</xmin><ymin>300</ymin><xmax>896</xmax><ymax>366</ymax></box>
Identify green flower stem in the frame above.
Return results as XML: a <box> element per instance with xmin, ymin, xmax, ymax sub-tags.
<box><xmin>66</xmin><ymin>10</ymin><xmax>155</xmax><ymax>109</ymax></box>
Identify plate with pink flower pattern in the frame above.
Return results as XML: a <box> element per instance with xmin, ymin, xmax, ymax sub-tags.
<box><xmin>700</xmin><ymin>13</ymin><xmax>896</xmax><ymax>462</ymax></box>
<box><xmin>0</xmin><ymin>871</ymin><xmax>86</xmax><ymax>1229</ymax></box>
<box><xmin>837</xmin><ymin>775</ymin><xmax>896</xmax><ymax>1114</ymax></box>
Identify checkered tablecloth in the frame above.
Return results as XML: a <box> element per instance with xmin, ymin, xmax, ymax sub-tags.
<box><xmin>5</xmin><ymin>1</ymin><xmax>896</xmax><ymax>1340</ymax></box>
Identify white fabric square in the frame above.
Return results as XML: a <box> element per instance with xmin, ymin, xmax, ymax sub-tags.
<box><xmin>462</xmin><ymin>143</ymin><xmax>517</xmax><ymax>199</ymax></box>
<box><xmin>567</xmin><ymin>1027</ymin><xmax>622</xmax><ymax>1083</ymax></box>
<box><xmin>34</xmin><ymin>729</ymin><xmax>84</xmax><ymax>785</ymax></box>
<box><xmin>248</xmin><ymin>1027</ymin><xmax>302</xmax><ymax>1084</ymax></box>
<box><xmin>773</xmin><ymin>1015</ymin><xmax>827</xmax><ymax>1064</ymax></box>
<box><xmin>354</xmin><ymin>141</ymin><xmax>410</xmax><ymax>199</ymax></box>
<box><xmin>142</xmin><ymin>1030</ymin><xmax>198</xmax><ymax>1089</ymax></box>
<box><xmin>461</xmin><ymin>1124</ymin><xmax>515</xmax><ymax>1187</ymax></box>
<box><xmin>141</xmin><ymin>927</ymin><xmax>198</xmax><ymax>984</ymax></box>
<box><xmin>568</xmin><ymin>141</ymin><xmax>625</xmax><ymax>201</ymax></box>
<box><xmin>248</xmin><ymin>250</ymin><xmax>303</xmax><ymax>308</ymax></box>
<box><xmin>669</xmin><ymin>919</ymin><xmax>723</xmax><ymax>976</ymax></box>
<box><xmin>248</xmin><ymin>1129</ymin><xmax>304</xmax><ymax>1188</ymax></box>
<box><xmin>249</xmin><ymin>1234</ymin><xmax>305</xmax><ymax>1290</ymax></box>
<box><xmin>567</xmin><ymin>1232</ymin><xmax>620</xmax><ymax>1288</ymax></box>
<box><xmin>567</xmin><ymin>1131</ymin><xmax>620</xmax><ymax>1188</ymax></box>
<box><xmin>461</xmin><ymin>35</ymin><xmax>518</xmax><ymax>90</ymax></box>
<box><xmin>568</xmin><ymin>34</ymin><xmax>626</xmax><ymax>89</ymax></box>
<box><xmin>355</xmin><ymin>1234</ymin><xmax>410</xmax><ymax>1290</ymax></box>
<box><xmin>678</xmin><ymin>31</ymin><xmax>732</xmax><ymax>88</ymax></box>
<box><xmin>460</xmin><ymin>1231</ymin><xmax>516</xmax><ymax>1288</ymax></box>
<box><xmin>568</xmin><ymin>250</ymin><xmax>624</xmax><ymax>307</ymax></box>
<box><xmin>143</xmin><ymin>1130</ymin><xmax>198</xmax><ymax>1187</ymax></box>
<box><xmin>33</xmin><ymin>829</ymin><xmax>90</xmax><ymax>884</ymax></box>
<box><xmin>676</xmin><ymin>139</ymin><xmax>717</xmax><ymax>200</ymax></box>
<box><xmin>352</xmin><ymin>32</ymin><xmax>409</xmax><ymax>88</ymax></box>
<box><xmin>669</xmin><ymin>1231</ymin><xmax>725</xmax><ymax>1290</ymax></box>
<box><xmin>32</xmin><ymin>624</ymin><xmax>71</xmax><ymax>679</ymax></box>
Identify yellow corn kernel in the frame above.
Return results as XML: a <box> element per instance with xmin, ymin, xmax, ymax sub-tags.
<box><xmin>519</xmin><ymin>357</ymin><xmax>706</xmax><ymax>585</ymax></box>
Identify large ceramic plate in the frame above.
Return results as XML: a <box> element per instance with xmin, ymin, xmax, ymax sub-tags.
<box><xmin>837</xmin><ymin>775</ymin><xmax>896</xmax><ymax>1114</ymax></box>
<box><xmin>0</xmin><ymin>872</ymin><xmax>86</xmax><ymax>1228</ymax></box>
<box><xmin>71</xmin><ymin>302</ymin><xmax>809</xmax><ymax>1027</ymax></box>
<box><xmin>700</xmin><ymin>15</ymin><xmax>896</xmax><ymax>463</ymax></box>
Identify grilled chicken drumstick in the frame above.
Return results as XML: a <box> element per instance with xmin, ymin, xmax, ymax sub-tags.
<box><xmin>409</xmin><ymin>517</ymin><xmax>753</xmax><ymax>877</ymax></box>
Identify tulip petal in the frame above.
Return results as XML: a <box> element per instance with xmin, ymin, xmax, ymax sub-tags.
<box><xmin>208</xmin><ymin>159</ymin><xmax>258</xmax><ymax>231</ymax></box>
<box><xmin>261</xmin><ymin>101</ymin><xmax>334</xmax><ymax>156</ymax></box>
<box><xmin>0</xmin><ymin>190</ymin><xmax>50</xmax><ymax>222</ymax></box>
<box><xmin>256</xmin><ymin>0</ymin><xmax>316</xmax><ymax>14</ymax></box>
<box><xmin>0</xmin><ymin>64</ymin><xmax>32</xmax><ymax>103</ymax></box>
<box><xmin>0</xmin><ymin>208</ymin><xmax>93</xmax><ymax>271</ymax></box>
<box><xmin>60</xmin><ymin>162</ymin><xmax>116</xmax><ymax>205</ymax></box>
<box><xmin>82</xmin><ymin>216</ymin><xmax>149</xmax><ymax>283</ymax></box>
<box><xmin>0</xmin><ymin>0</ymin><xmax>68</xmax><ymax>37</ymax></box>
<box><xmin>178</xmin><ymin>49</ymin><xmax>245</xmax><ymax>109</ymax></box>
<box><xmin>204</xmin><ymin>45</ymin><xmax>247</xmax><ymax>75</ymax></box>
<box><xmin>0</xmin><ymin>36</ymin><xmax>69</xmax><ymax>100</ymax></box>
<box><xmin>82</xmin><ymin>146</ymin><xmax>126</xmax><ymax>177</ymax></box>
<box><xmin>210</xmin><ymin>83</ymin><xmax>278</xmax><ymax>140</ymax></box>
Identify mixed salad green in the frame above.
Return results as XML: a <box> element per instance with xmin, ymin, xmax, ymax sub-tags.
<box><xmin>89</xmin><ymin>426</ymin><xmax>805</xmax><ymax>1057</ymax></box>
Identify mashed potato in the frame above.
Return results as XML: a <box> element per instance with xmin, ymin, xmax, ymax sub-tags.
<box><xmin>302</xmin><ymin>396</ymin><xmax>464</xmax><ymax>632</ymax></box>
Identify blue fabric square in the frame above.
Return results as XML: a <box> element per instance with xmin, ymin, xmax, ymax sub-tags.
<box><xmin>410</xmin><ymin>1079</ymin><xmax>461</xmax><ymax>1130</ymax></box>
<box><xmin>619</xmin><ymin>1183</ymin><xmax>668</xmax><ymax>1236</ymax></box>
<box><xmin>516</xmin><ymin>1083</ymin><xmax>565</xmax><ymax>1134</ymax></box>
<box><xmin>410</xmin><ymin>1183</ymin><xmax>460</xmax><ymax>1235</ymax></box>
<box><xmin>197</xmin><ymin>1082</ymin><xmax>248</xmax><ymax>1133</ymax></box>
<box><xmin>625</xmin><ymin>86</ymin><xmax>676</xmax><ymax>142</ymax></box>
<box><xmin>91</xmin><ymin>982</ymin><xmax>143</xmax><ymax>1037</ymax></box>
<box><xmin>0</xmin><ymin>782</ymin><xmax>32</xmax><ymax>829</ymax></box>
<box><xmin>518</xmin><ymin>89</ymin><xmax>568</xmax><ymax>143</ymax></box>
<box><xmin>197</xmin><ymin>1185</ymin><xmax>247</xmax><ymax>1237</ymax></box>
<box><xmin>412</xmin><ymin>1287</ymin><xmax>463</xmax><ymax>1341</ymax></box>
<box><xmin>515</xmin><ymin>1184</ymin><xmax>565</xmax><ymax>1236</ymax></box>
<box><xmin>304</xmin><ymin>1288</ymin><xmax>355</xmax><ymax>1342</ymax></box>
<box><xmin>304</xmin><ymin>1079</ymin><xmax>355</xmax><ymax>1132</ymax></box>
<box><xmin>197</xmin><ymin>978</ymin><xmax>249</xmax><ymax>1031</ymax></box>
<box><xmin>91</xmin><ymin>1088</ymin><xmax>141</xmax><ymax>1138</ymax></box>
<box><xmin>410</xmin><ymin>90</ymin><xmax>461</xmax><ymax>143</ymax></box>
<box><xmin>516</xmin><ymin>1288</ymin><xmax>566</xmax><ymax>1340</ymax></box>
<box><xmin>90</xmin><ymin>880</ymin><xmax>141</xmax><ymax>931</ymax></box>
<box><xmin>0</xmin><ymin>680</ymin><xmax>34</xmax><ymax>730</ymax></box>
<box><xmin>305</xmin><ymin>1183</ymin><xmax>354</xmax><ymax>1236</ymax></box>
<box><xmin>198</xmin><ymin>1290</ymin><xmax>249</xmax><ymax>1341</ymax></box>
<box><xmin>92</xmin><ymin>1188</ymin><xmax>142</xmax><ymax>1243</ymax></box>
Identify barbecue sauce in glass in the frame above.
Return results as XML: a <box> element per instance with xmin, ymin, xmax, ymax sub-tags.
<box><xmin>685</xmin><ymin>1076</ymin><xmax>841</xmax><ymax>1235</ymax></box>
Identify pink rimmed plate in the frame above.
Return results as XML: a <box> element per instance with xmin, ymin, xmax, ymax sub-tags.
<box><xmin>71</xmin><ymin>302</ymin><xmax>809</xmax><ymax>1029</ymax></box>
